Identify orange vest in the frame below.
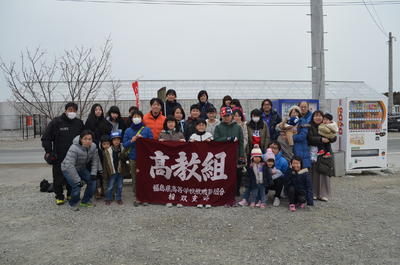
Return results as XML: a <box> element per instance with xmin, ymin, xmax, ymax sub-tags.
<box><xmin>143</xmin><ymin>112</ymin><xmax>166</xmax><ymax>140</ymax></box>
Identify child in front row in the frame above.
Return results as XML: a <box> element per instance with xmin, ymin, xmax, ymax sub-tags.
<box><xmin>283</xmin><ymin>156</ymin><xmax>314</xmax><ymax>212</ymax></box>
<box><xmin>189</xmin><ymin>119</ymin><xmax>213</xmax><ymax>143</ymax></box>
<box><xmin>159</xmin><ymin>116</ymin><xmax>186</xmax><ymax>142</ymax></box>
<box><xmin>190</xmin><ymin>119</ymin><xmax>213</xmax><ymax>208</ymax></box>
<box><xmin>159</xmin><ymin>116</ymin><xmax>185</xmax><ymax>208</ymax></box>
<box><xmin>102</xmin><ymin>131</ymin><xmax>129</xmax><ymax>205</ymax></box>
<box><xmin>248</xmin><ymin>144</ymin><xmax>272</xmax><ymax>209</ymax></box>
<box><xmin>317</xmin><ymin>113</ymin><xmax>338</xmax><ymax>157</ymax></box>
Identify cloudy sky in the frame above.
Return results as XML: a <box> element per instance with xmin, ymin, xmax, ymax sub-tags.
<box><xmin>0</xmin><ymin>0</ymin><xmax>399</xmax><ymax>101</ymax></box>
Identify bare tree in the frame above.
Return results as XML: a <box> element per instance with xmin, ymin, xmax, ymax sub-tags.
<box><xmin>103</xmin><ymin>79</ymin><xmax>122</xmax><ymax>112</ymax></box>
<box><xmin>0</xmin><ymin>48</ymin><xmax>62</xmax><ymax>119</ymax></box>
<box><xmin>1</xmin><ymin>38</ymin><xmax>114</xmax><ymax>120</ymax></box>
<box><xmin>59</xmin><ymin>38</ymin><xmax>113</xmax><ymax>118</ymax></box>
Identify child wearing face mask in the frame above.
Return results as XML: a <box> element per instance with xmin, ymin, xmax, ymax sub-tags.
<box><xmin>122</xmin><ymin>110</ymin><xmax>154</xmax><ymax>207</ymax></box>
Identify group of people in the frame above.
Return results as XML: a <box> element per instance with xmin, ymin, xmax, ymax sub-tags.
<box><xmin>41</xmin><ymin>89</ymin><xmax>338</xmax><ymax>212</ymax></box>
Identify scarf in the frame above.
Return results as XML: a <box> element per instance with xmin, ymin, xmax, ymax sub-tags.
<box><xmin>252</xmin><ymin>163</ymin><xmax>263</xmax><ymax>184</ymax></box>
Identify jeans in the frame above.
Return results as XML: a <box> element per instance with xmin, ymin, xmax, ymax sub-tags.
<box><xmin>62</xmin><ymin>168</ymin><xmax>96</xmax><ymax>206</ymax></box>
<box><xmin>242</xmin><ymin>186</ymin><xmax>251</xmax><ymax>201</ymax></box>
<box><xmin>105</xmin><ymin>173</ymin><xmax>123</xmax><ymax>201</ymax></box>
<box><xmin>250</xmin><ymin>184</ymin><xmax>267</xmax><ymax>204</ymax></box>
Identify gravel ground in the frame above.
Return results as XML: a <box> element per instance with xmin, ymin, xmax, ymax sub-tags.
<box><xmin>0</xmin><ymin>165</ymin><xmax>399</xmax><ymax>265</ymax></box>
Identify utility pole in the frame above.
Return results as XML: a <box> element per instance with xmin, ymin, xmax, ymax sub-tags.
<box><xmin>388</xmin><ymin>32</ymin><xmax>394</xmax><ymax>114</ymax></box>
<box><xmin>310</xmin><ymin>0</ymin><xmax>326</xmax><ymax>99</ymax></box>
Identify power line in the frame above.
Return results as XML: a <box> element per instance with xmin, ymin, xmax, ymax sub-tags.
<box><xmin>362</xmin><ymin>0</ymin><xmax>389</xmax><ymax>37</ymax></box>
<box><xmin>368</xmin><ymin>0</ymin><xmax>388</xmax><ymax>34</ymax></box>
<box><xmin>57</xmin><ymin>0</ymin><xmax>400</xmax><ymax>7</ymax></box>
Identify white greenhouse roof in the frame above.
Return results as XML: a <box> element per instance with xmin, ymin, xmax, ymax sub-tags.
<box><xmin>53</xmin><ymin>80</ymin><xmax>385</xmax><ymax>101</ymax></box>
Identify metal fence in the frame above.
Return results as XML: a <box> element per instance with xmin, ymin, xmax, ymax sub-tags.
<box><xmin>0</xmin><ymin>114</ymin><xmax>48</xmax><ymax>139</ymax></box>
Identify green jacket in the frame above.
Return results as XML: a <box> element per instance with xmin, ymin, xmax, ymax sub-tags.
<box><xmin>214</xmin><ymin>121</ymin><xmax>244</xmax><ymax>159</ymax></box>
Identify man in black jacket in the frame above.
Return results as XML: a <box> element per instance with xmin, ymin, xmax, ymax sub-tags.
<box><xmin>41</xmin><ymin>102</ymin><xmax>84</xmax><ymax>205</ymax></box>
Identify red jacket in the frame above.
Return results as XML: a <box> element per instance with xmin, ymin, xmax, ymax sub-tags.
<box><xmin>143</xmin><ymin>112</ymin><xmax>166</xmax><ymax>140</ymax></box>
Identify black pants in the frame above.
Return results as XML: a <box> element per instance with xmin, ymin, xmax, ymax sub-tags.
<box><xmin>267</xmin><ymin>177</ymin><xmax>284</xmax><ymax>198</ymax></box>
<box><xmin>52</xmin><ymin>163</ymin><xmax>71</xmax><ymax>200</ymax></box>
<box><xmin>287</xmin><ymin>185</ymin><xmax>306</xmax><ymax>205</ymax></box>
<box><xmin>236</xmin><ymin>168</ymin><xmax>243</xmax><ymax>196</ymax></box>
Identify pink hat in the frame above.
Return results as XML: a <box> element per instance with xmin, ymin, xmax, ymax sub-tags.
<box><xmin>265</xmin><ymin>148</ymin><xmax>275</xmax><ymax>161</ymax></box>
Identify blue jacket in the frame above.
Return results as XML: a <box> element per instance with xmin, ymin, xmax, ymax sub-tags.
<box><xmin>284</xmin><ymin>168</ymin><xmax>314</xmax><ymax>206</ymax></box>
<box><xmin>301</xmin><ymin>111</ymin><xmax>312</xmax><ymax>124</ymax></box>
<box><xmin>275</xmin><ymin>152</ymin><xmax>289</xmax><ymax>174</ymax></box>
<box><xmin>293</xmin><ymin>121</ymin><xmax>311</xmax><ymax>169</ymax></box>
<box><xmin>122</xmin><ymin>123</ymin><xmax>153</xmax><ymax>160</ymax></box>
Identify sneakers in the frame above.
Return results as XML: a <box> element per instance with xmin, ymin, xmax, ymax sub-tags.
<box><xmin>320</xmin><ymin>197</ymin><xmax>328</xmax><ymax>202</ymax></box>
<box><xmin>142</xmin><ymin>202</ymin><xmax>149</xmax><ymax>206</ymax></box>
<box><xmin>55</xmin><ymin>199</ymin><xmax>66</xmax><ymax>205</ymax></box>
<box><xmin>205</xmin><ymin>204</ymin><xmax>212</xmax><ymax>209</ymax></box>
<box><xmin>299</xmin><ymin>203</ymin><xmax>305</xmax><ymax>209</ymax></box>
<box><xmin>289</xmin><ymin>204</ymin><xmax>296</xmax><ymax>212</ymax></box>
<box><xmin>80</xmin><ymin>202</ymin><xmax>95</xmax><ymax>208</ymax></box>
<box><xmin>250</xmin><ymin>202</ymin><xmax>256</xmax><ymax>208</ymax></box>
<box><xmin>238</xmin><ymin>199</ymin><xmax>248</xmax><ymax>207</ymax></box>
<box><xmin>166</xmin><ymin>203</ymin><xmax>173</xmax><ymax>207</ymax></box>
<box><xmin>116</xmin><ymin>200</ymin><xmax>123</xmax><ymax>205</ymax></box>
<box><xmin>255</xmin><ymin>201</ymin><xmax>261</xmax><ymax>207</ymax></box>
<box><xmin>197</xmin><ymin>204</ymin><xmax>203</xmax><ymax>208</ymax></box>
<box><xmin>260</xmin><ymin>203</ymin><xmax>266</xmax><ymax>209</ymax></box>
<box><xmin>273</xmin><ymin>197</ymin><xmax>280</xmax><ymax>207</ymax></box>
<box><xmin>105</xmin><ymin>200</ymin><xmax>111</xmax><ymax>206</ymax></box>
<box><xmin>176</xmin><ymin>204</ymin><xmax>183</xmax><ymax>208</ymax></box>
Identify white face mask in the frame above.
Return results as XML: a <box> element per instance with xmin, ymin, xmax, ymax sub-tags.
<box><xmin>67</xmin><ymin>112</ymin><xmax>77</xmax><ymax>120</ymax></box>
<box><xmin>132</xmin><ymin>117</ymin><xmax>142</xmax><ymax>125</ymax></box>
<box><xmin>252</xmin><ymin>117</ymin><xmax>260</xmax><ymax>123</ymax></box>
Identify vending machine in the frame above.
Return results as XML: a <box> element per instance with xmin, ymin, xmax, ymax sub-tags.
<box><xmin>330</xmin><ymin>98</ymin><xmax>388</xmax><ymax>172</ymax></box>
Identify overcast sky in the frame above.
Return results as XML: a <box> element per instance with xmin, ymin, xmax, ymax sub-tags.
<box><xmin>0</xmin><ymin>0</ymin><xmax>399</xmax><ymax>101</ymax></box>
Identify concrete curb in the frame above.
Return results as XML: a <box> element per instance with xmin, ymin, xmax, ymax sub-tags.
<box><xmin>0</xmin><ymin>163</ymin><xmax>48</xmax><ymax>167</ymax></box>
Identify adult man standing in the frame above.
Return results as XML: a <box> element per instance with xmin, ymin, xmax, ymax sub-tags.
<box><xmin>214</xmin><ymin>107</ymin><xmax>245</xmax><ymax>203</ymax></box>
<box><xmin>143</xmin><ymin>98</ymin><xmax>166</xmax><ymax>140</ymax></box>
<box><xmin>260</xmin><ymin>99</ymin><xmax>282</xmax><ymax>141</ymax></box>
<box><xmin>298</xmin><ymin>101</ymin><xmax>313</xmax><ymax>124</ymax></box>
<box><xmin>42</xmin><ymin>102</ymin><xmax>84</xmax><ymax>205</ymax></box>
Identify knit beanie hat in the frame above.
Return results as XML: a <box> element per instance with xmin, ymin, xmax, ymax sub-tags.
<box><xmin>265</xmin><ymin>148</ymin><xmax>275</xmax><ymax>161</ymax></box>
<box><xmin>251</xmin><ymin>144</ymin><xmax>263</xmax><ymax>159</ymax></box>
<box><xmin>288</xmin><ymin>105</ymin><xmax>301</xmax><ymax>117</ymax></box>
